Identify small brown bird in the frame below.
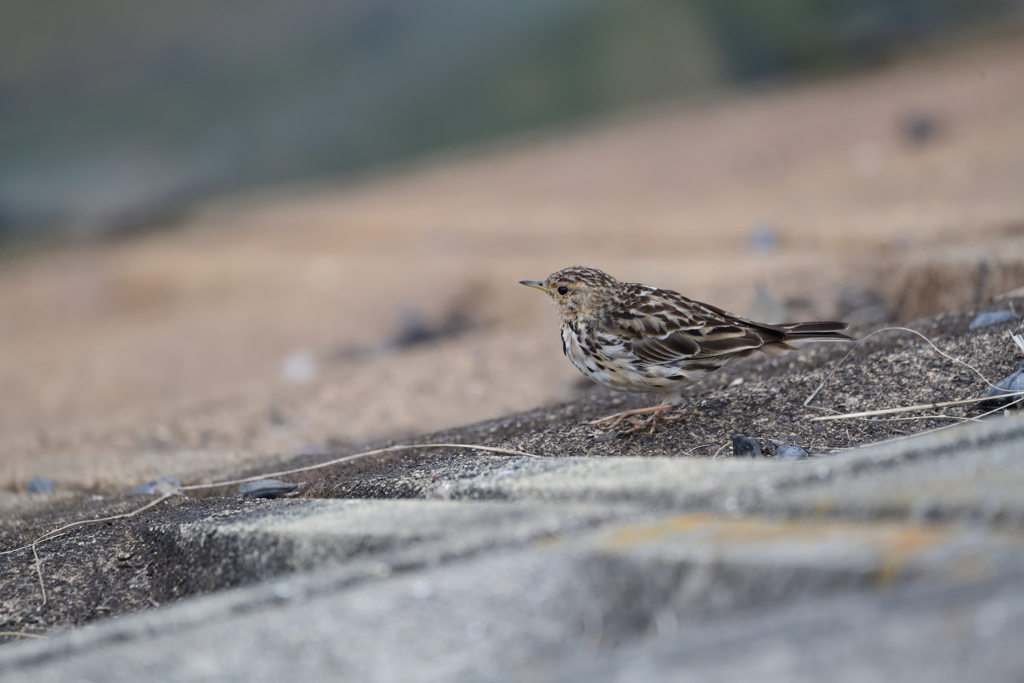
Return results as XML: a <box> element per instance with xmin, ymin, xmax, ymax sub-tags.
<box><xmin>521</xmin><ymin>266</ymin><xmax>853</xmax><ymax>433</ymax></box>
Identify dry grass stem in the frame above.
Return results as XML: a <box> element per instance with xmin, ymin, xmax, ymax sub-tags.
<box><xmin>852</xmin><ymin>398</ymin><xmax>1023</xmax><ymax>449</ymax></box>
<box><xmin>865</xmin><ymin>415</ymin><xmax>975</xmax><ymax>423</ymax></box>
<box><xmin>808</xmin><ymin>392</ymin><xmax>1024</xmax><ymax>422</ymax></box>
<box><xmin>178</xmin><ymin>443</ymin><xmax>544</xmax><ymax>492</ymax></box>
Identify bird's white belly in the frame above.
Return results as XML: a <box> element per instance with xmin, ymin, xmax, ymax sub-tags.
<box><xmin>562</xmin><ymin>326</ymin><xmax>661</xmax><ymax>393</ymax></box>
<box><xmin>562</xmin><ymin>326</ymin><xmax>616</xmax><ymax>387</ymax></box>
<box><xmin>562</xmin><ymin>325</ymin><xmax>712</xmax><ymax>398</ymax></box>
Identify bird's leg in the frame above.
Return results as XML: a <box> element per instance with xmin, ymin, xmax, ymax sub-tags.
<box><xmin>621</xmin><ymin>407</ymin><xmax>687</xmax><ymax>436</ymax></box>
<box><xmin>622</xmin><ymin>406</ymin><xmax>698</xmax><ymax>435</ymax></box>
<box><xmin>586</xmin><ymin>403</ymin><xmax>674</xmax><ymax>429</ymax></box>
<box><xmin>587</xmin><ymin>403</ymin><xmax>694</xmax><ymax>435</ymax></box>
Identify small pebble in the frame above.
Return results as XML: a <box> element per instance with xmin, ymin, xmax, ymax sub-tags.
<box><xmin>26</xmin><ymin>478</ymin><xmax>56</xmax><ymax>494</ymax></box>
<box><xmin>237</xmin><ymin>479</ymin><xmax>299</xmax><ymax>499</ymax></box>
<box><xmin>130</xmin><ymin>477</ymin><xmax>181</xmax><ymax>495</ymax></box>
<box><xmin>980</xmin><ymin>361</ymin><xmax>1024</xmax><ymax>409</ymax></box>
<box><xmin>731</xmin><ymin>435</ymin><xmax>763</xmax><ymax>458</ymax></box>
<box><xmin>968</xmin><ymin>310</ymin><xmax>1016</xmax><ymax>329</ymax></box>
<box><xmin>775</xmin><ymin>444</ymin><xmax>809</xmax><ymax>460</ymax></box>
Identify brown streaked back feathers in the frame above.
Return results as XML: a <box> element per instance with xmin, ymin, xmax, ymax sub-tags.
<box><xmin>541</xmin><ymin>265</ymin><xmax>853</xmax><ymax>365</ymax></box>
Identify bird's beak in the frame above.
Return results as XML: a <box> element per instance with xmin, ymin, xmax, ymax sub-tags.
<box><xmin>519</xmin><ymin>280</ymin><xmax>549</xmax><ymax>292</ymax></box>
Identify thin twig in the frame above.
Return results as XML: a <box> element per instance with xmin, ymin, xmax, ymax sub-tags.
<box><xmin>0</xmin><ymin>531</ymin><xmax>70</xmax><ymax>557</ymax></box>
<box><xmin>33</xmin><ymin>491</ymin><xmax>178</xmax><ymax>546</ymax></box>
<box><xmin>854</xmin><ymin>397</ymin><xmax>1023</xmax><ymax>448</ymax></box>
<box><xmin>0</xmin><ymin>631</ymin><xmax>46</xmax><ymax>640</ymax></box>
<box><xmin>32</xmin><ymin>543</ymin><xmax>45</xmax><ymax>605</ymax></box>
<box><xmin>809</xmin><ymin>392</ymin><xmax>1024</xmax><ymax>422</ymax></box>
<box><xmin>178</xmin><ymin>443</ymin><xmax>544</xmax><ymax>492</ymax></box>
<box><xmin>862</xmin><ymin>414</ymin><xmax>975</xmax><ymax>424</ymax></box>
<box><xmin>2</xmin><ymin>495</ymin><xmax>176</xmax><ymax>559</ymax></box>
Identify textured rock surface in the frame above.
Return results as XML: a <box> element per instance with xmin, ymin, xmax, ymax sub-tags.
<box><xmin>3</xmin><ymin>415</ymin><xmax>1024</xmax><ymax>681</ymax></box>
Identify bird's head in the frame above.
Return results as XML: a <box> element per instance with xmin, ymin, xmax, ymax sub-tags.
<box><xmin>520</xmin><ymin>266</ymin><xmax>619</xmax><ymax>320</ymax></box>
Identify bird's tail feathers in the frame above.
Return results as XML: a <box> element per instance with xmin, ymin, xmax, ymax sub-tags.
<box><xmin>758</xmin><ymin>321</ymin><xmax>854</xmax><ymax>356</ymax></box>
<box><xmin>779</xmin><ymin>321</ymin><xmax>854</xmax><ymax>341</ymax></box>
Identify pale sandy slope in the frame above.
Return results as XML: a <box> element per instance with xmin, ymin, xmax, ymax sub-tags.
<box><xmin>2</xmin><ymin>38</ymin><xmax>1024</xmax><ymax>491</ymax></box>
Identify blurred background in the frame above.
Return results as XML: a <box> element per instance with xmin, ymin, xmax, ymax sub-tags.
<box><xmin>2</xmin><ymin>0</ymin><xmax>1022</xmax><ymax>239</ymax></box>
<box><xmin>3</xmin><ymin>0</ymin><xmax>1024</xmax><ymax>490</ymax></box>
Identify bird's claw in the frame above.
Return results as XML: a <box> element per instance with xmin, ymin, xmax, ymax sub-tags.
<box><xmin>586</xmin><ymin>404</ymin><xmax>693</xmax><ymax>436</ymax></box>
<box><xmin>618</xmin><ymin>412</ymin><xmax>684</xmax><ymax>435</ymax></box>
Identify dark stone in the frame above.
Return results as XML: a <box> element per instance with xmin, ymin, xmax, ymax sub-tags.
<box><xmin>237</xmin><ymin>479</ymin><xmax>300</xmax><ymax>499</ymax></box>
<box><xmin>731</xmin><ymin>435</ymin><xmax>763</xmax><ymax>458</ymax></box>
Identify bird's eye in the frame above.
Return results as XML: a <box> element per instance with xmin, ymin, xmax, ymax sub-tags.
<box><xmin>557</xmin><ymin>286</ymin><xmax>569</xmax><ymax>296</ymax></box>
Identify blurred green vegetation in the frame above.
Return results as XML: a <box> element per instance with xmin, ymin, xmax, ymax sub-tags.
<box><xmin>0</xmin><ymin>0</ymin><xmax>1020</xmax><ymax>238</ymax></box>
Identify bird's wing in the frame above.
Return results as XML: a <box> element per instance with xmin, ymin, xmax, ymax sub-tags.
<box><xmin>607</xmin><ymin>285</ymin><xmax>786</xmax><ymax>365</ymax></box>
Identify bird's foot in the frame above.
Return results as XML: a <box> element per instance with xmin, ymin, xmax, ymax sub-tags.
<box><xmin>586</xmin><ymin>404</ymin><xmax>692</xmax><ymax>436</ymax></box>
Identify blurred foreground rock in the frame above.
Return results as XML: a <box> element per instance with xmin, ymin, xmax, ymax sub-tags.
<box><xmin>3</xmin><ymin>406</ymin><xmax>1024</xmax><ymax>681</ymax></box>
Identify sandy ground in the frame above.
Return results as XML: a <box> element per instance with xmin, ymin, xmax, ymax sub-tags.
<box><xmin>2</xmin><ymin>37</ymin><xmax>1024</xmax><ymax>492</ymax></box>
